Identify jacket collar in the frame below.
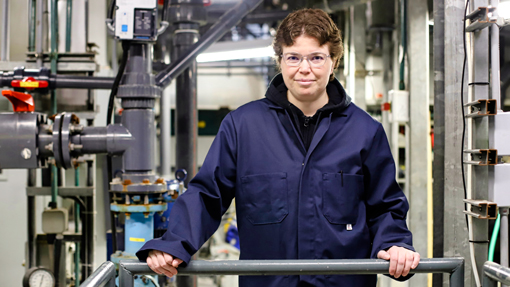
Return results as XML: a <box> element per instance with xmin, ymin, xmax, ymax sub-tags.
<box><xmin>264</xmin><ymin>73</ymin><xmax>351</xmax><ymax>115</ymax></box>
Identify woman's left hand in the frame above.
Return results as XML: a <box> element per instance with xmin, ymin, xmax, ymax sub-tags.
<box><xmin>377</xmin><ymin>246</ymin><xmax>420</xmax><ymax>278</ymax></box>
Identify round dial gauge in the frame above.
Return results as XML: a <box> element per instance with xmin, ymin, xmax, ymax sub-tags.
<box><xmin>23</xmin><ymin>267</ymin><xmax>55</xmax><ymax>287</ymax></box>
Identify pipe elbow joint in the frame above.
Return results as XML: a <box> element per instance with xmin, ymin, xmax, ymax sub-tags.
<box><xmin>107</xmin><ymin>124</ymin><xmax>134</xmax><ymax>155</ymax></box>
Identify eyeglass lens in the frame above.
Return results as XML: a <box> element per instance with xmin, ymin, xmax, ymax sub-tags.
<box><xmin>284</xmin><ymin>53</ymin><xmax>328</xmax><ymax>67</ymax></box>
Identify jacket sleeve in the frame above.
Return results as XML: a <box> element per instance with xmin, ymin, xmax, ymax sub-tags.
<box><xmin>363</xmin><ymin>124</ymin><xmax>414</xmax><ymax>260</ymax></box>
<box><xmin>136</xmin><ymin>113</ymin><xmax>238</xmax><ymax>264</ymax></box>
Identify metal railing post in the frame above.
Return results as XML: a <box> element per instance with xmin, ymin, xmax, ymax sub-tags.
<box><xmin>80</xmin><ymin>262</ymin><xmax>116</xmax><ymax>287</ymax></box>
<box><xmin>483</xmin><ymin>261</ymin><xmax>510</xmax><ymax>286</ymax></box>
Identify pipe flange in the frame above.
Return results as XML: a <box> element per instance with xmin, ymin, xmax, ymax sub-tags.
<box><xmin>52</xmin><ymin>113</ymin><xmax>73</xmax><ymax>169</ymax></box>
<box><xmin>52</xmin><ymin>113</ymin><xmax>63</xmax><ymax>168</ymax></box>
<box><xmin>110</xmin><ymin>183</ymin><xmax>167</xmax><ymax>193</ymax></box>
<box><xmin>110</xmin><ymin>202</ymin><xmax>167</xmax><ymax>213</ymax></box>
<box><xmin>60</xmin><ymin>113</ymin><xmax>73</xmax><ymax>169</ymax></box>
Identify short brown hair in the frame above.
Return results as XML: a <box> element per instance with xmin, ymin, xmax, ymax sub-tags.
<box><xmin>273</xmin><ymin>8</ymin><xmax>343</xmax><ymax>81</ymax></box>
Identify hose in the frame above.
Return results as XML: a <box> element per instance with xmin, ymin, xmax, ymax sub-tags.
<box><xmin>489</xmin><ymin>213</ymin><xmax>501</xmax><ymax>262</ymax></box>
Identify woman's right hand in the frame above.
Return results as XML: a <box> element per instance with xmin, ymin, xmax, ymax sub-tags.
<box><xmin>146</xmin><ymin>250</ymin><xmax>183</xmax><ymax>278</ymax></box>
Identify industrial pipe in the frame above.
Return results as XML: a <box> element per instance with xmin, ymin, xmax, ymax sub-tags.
<box><xmin>35</xmin><ymin>0</ymin><xmax>43</xmax><ymax>67</ymax></box>
<box><xmin>155</xmin><ymin>0</ymin><xmax>263</xmax><ymax>88</ymax></box>
<box><xmin>1</xmin><ymin>0</ymin><xmax>10</xmax><ymax>61</ymax></box>
<box><xmin>66</xmin><ymin>0</ymin><xmax>72</xmax><ymax>52</ymax></box>
<box><xmin>28</xmin><ymin>0</ymin><xmax>36</xmax><ymax>52</ymax></box>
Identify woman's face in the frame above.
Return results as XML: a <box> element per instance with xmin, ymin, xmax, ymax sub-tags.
<box><xmin>280</xmin><ymin>35</ymin><xmax>334</xmax><ymax>105</ymax></box>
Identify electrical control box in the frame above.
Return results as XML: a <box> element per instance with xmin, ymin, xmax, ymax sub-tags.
<box><xmin>42</xmin><ymin>208</ymin><xmax>69</xmax><ymax>234</ymax></box>
<box><xmin>115</xmin><ymin>0</ymin><xmax>158</xmax><ymax>41</ymax></box>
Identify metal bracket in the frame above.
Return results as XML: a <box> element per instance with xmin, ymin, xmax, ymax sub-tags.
<box><xmin>464</xmin><ymin>199</ymin><xmax>498</xmax><ymax>219</ymax></box>
<box><xmin>466</xmin><ymin>6</ymin><xmax>497</xmax><ymax>32</ymax></box>
<box><xmin>464</xmin><ymin>99</ymin><xmax>497</xmax><ymax>118</ymax></box>
<box><xmin>464</xmin><ymin>149</ymin><xmax>498</xmax><ymax>165</ymax></box>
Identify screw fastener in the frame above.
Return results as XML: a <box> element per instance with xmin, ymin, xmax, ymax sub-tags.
<box><xmin>21</xmin><ymin>148</ymin><xmax>32</xmax><ymax>159</ymax></box>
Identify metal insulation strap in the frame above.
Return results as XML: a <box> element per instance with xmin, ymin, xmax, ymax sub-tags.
<box><xmin>113</xmin><ymin>258</ymin><xmax>465</xmax><ymax>287</ymax></box>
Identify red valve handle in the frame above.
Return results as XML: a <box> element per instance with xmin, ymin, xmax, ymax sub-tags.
<box><xmin>11</xmin><ymin>77</ymin><xmax>48</xmax><ymax>90</ymax></box>
<box><xmin>381</xmin><ymin>102</ymin><xmax>391</xmax><ymax>112</ymax></box>
<box><xmin>1</xmin><ymin>90</ymin><xmax>35</xmax><ymax>112</ymax></box>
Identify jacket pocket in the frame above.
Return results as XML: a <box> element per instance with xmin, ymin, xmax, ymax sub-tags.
<box><xmin>321</xmin><ymin>172</ymin><xmax>364</xmax><ymax>225</ymax></box>
<box><xmin>241</xmin><ymin>172</ymin><xmax>288</xmax><ymax>225</ymax></box>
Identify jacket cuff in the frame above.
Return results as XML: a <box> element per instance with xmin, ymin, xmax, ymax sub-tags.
<box><xmin>135</xmin><ymin>238</ymin><xmax>192</xmax><ymax>266</ymax></box>
<box><xmin>371</xmin><ymin>242</ymin><xmax>415</xmax><ymax>259</ymax></box>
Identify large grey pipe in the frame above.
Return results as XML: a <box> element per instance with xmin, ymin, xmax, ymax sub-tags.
<box><xmin>173</xmin><ymin>27</ymin><xmax>199</xmax><ymax>187</ymax></box>
<box><xmin>156</xmin><ymin>0</ymin><xmax>263</xmax><ymax>88</ymax></box>
<box><xmin>1</xmin><ymin>0</ymin><xmax>9</xmax><ymax>61</ymax></box>
<box><xmin>118</xmin><ymin>43</ymin><xmax>160</xmax><ymax>174</ymax></box>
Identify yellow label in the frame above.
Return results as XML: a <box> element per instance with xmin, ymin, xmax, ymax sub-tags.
<box><xmin>198</xmin><ymin>121</ymin><xmax>206</xmax><ymax>128</ymax></box>
<box><xmin>20</xmin><ymin>82</ymin><xmax>39</xmax><ymax>88</ymax></box>
<box><xmin>129</xmin><ymin>237</ymin><xmax>145</xmax><ymax>242</ymax></box>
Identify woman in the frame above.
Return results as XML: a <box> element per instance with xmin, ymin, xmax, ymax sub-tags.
<box><xmin>137</xmin><ymin>8</ymin><xmax>419</xmax><ymax>286</ymax></box>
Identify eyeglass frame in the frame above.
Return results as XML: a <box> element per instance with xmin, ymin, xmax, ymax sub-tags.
<box><xmin>281</xmin><ymin>52</ymin><xmax>332</xmax><ymax>68</ymax></box>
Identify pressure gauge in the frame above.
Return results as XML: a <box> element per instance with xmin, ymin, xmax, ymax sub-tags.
<box><xmin>23</xmin><ymin>267</ymin><xmax>55</xmax><ymax>287</ymax></box>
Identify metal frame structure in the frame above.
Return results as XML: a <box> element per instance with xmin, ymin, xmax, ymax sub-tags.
<box><xmin>80</xmin><ymin>258</ymin><xmax>465</xmax><ymax>287</ymax></box>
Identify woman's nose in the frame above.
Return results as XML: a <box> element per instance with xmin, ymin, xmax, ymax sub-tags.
<box><xmin>298</xmin><ymin>57</ymin><xmax>311</xmax><ymax>72</ymax></box>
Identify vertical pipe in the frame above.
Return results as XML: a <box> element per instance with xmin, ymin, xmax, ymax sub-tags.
<box><xmin>172</xmin><ymin>23</ymin><xmax>199</xmax><ymax>287</ymax></box>
<box><xmin>1</xmin><ymin>0</ymin><xmax>9</xmax><ymax>61</ymax></box>
<box><xmin>84</xmin><ymin>0</ymin><xmax>88</xmax><ymax>44</ymax></box>
<box><xmin>29</xmin><ymin>0</ymin><xmax>36</xmax><ymax>52</ymax></box>
<box><xmin>450</xmin><ymin>261</ymin><xmax>465</xmax><ymax>287</ymax></box>
<box><xmin>75</xmin><ymin>166</ymin><xmax>80</xmax><ymax>287</ymax></box>
<box><xmin>112</xmin><ymin>39</ymin><xmax>118</xmax><ymax>73</ymax></box>
<box><xmin>50</xmin><ymin>0</ymin><xmax>58</xmax><ymax>206</ymax></box>
<box><xmin>85</xmin><ymin>160</ymin><xmax>94</xmax><ymax>278</ymax></box>
<box><xmin>27</xmin><ymin>169</ymin><xmax>37</xmax><ymax>269</ymax></box>
<box><xmin>36</xmin><ymin>0</ymin><xmax>44</xmax><ymax>67</ymax></box>
<box><xmin>399</xmin><ymin>0</ymin><xmax>407</xmax><ymax>91</ymax></box>
<box><xmin>501</xmin><ymin>207</ymin><xmax>509</xmax><ymax>287</ymax></box>
<box><xmin>160</xmin><ymin>87</ymin><xmax>171</xmax><ymax>177</ymax></box>
<box><xmin>432</xmin><ymin>0</ymin><xmax>445</xmax><ymax>286</ymax></box>
<box><xmin>174</xmin><ymin>29</ymin><xmax>199</xmax><ymax>187</ymax></box>
<box><xmin>491</xmin><ymin>0</ymin><xmax>501</xmax><ymax>108</ymax></box>
<box><xmin>65</xmin><ymin>0</ymin><xmax>72</xmax><ymax>52</ymax></box>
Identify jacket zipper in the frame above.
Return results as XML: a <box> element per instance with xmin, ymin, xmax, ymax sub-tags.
<box><xmin>340</xmin><ymin>170</ymin><xmax>344</xmax><ymax>186</ymax></box>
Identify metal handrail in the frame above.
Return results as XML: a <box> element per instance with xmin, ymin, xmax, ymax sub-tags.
<box><xmin>483</xmin><ymin>261</ymin><xmax>510</xmax><ymax>286</ymax></box>
<box><xmin>81</xmin><ymin>258</ymin><xmax>465</xmax><ymax>287</ymax></box>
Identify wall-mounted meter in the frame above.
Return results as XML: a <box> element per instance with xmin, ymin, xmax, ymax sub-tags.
<box><xmin>115</xmin><ymin>0</ymin><xmax>158</xmax><ymax>41</ymax></box>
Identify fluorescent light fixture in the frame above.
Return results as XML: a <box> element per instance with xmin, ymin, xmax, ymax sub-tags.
<box><xmin>197</xmin><ymin>46</ymin><xmax>274</xmax><ymax>63</ymax></box>
<box><xmin>195</xmin><ymin>38</ymin><xmax>274</xmax><ymax>63</ymax></box>
<box><xmin>499</xmin><ymin>1</ymin><xmax>510</xmax><ymax>20</ymax></box>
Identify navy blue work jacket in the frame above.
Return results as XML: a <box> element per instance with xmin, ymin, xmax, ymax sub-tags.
<box><xmin>138</xmin><ymin>76</ymin><xmax>414</xmax><ymax>287</ymax></box>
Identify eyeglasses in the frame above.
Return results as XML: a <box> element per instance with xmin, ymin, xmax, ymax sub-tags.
<box><xmin>282</xmin><ymin>52</ymin><xmax>331</xmax><ymax>67</ymax></box>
